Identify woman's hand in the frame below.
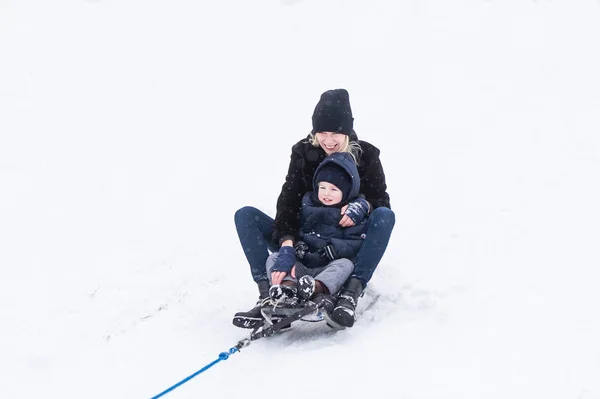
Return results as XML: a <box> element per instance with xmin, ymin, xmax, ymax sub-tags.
<box><xmin>271</xmin><ymin>245</ymin><xmax>296</xmax><ymax>285</ymax></box>
<box><xmin>344</xmin><ymin>198</ymin><xmax>370</xmax><ymax>225</ymax></box>
<box><xmin>271</xmin><ymin>265</ymin><xmax>296</xmax><ymax>285</ymax></box>
<box><xmin>271</xmin><ymin>271</ymin><xmax>285</xmax><ymax>285</ymax></box>
<box><xmin>339</xmin><ymin>205</ymin><xmax>356</xmax><ymax>227</ymax></box>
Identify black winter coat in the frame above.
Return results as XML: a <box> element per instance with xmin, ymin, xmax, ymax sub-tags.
<box><xmin>273</xmin><ymin>134</ymin><xmax>390</xmax><ymax>245</ymax></box>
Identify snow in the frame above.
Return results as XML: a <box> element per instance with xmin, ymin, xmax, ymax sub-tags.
<box><xmin>1</xmin><ymin>0</ymin><xmax>600</xmax><ymax>398</ymax></box>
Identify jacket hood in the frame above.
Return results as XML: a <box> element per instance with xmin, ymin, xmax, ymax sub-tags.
<box><xmin>312</xmin><ymin>152</ymin><xmax>360</xmax><ymax>203</ymax></box>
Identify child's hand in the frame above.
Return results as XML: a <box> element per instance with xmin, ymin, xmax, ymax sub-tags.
<box><xmin>318</xmin><ymin>245</ymin><xmax>338</xmax><ymax>261</ymax></box>
<box><xmin>294</xmin><ymin>241</ymin><xmax>309</xmax><ymax>259</ymax></box>
<box><xmin>302</xmin><ymin>251</ymin><xmax>325</xmax><ymax>265</ymax></box>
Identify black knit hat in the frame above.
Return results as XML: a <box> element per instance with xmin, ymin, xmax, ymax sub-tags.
<box><xmin>314</xmin><ymin>162</ymin><xmax>353</xmax><ymax>203</ymax></box>
<box><xmin>311</xmin><ymin>89</ymin><xmax>354</xmax><ymax>135</ymax></box>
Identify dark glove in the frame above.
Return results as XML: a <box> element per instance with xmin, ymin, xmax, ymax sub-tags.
<box><xmin>271</xmin><ymin>246</ymin><xmax>296</xmax><ymax>274</ymax></box>
<box><xmin>318</xmin><ymin>245</ymin><xmax>338</xmax><ymax>261</ymax></box>
<box><xmin>303</xmin><ymin>245</ymin><xmax>337</xmax><ymax>266</ymax></box>
<box><xmin>345</xmin><ymin>198</ymin><xmax>370</xmax><ymax>224</ymax></box>
<box><xmin>294</xmin><ymin>241</ymin><xmax>309</xmax><ymax>260</ymax></box>
<box><xmin>302</xmin><ymin>251</ymin><xmax>326</xmax><ymax>266</ymax></box>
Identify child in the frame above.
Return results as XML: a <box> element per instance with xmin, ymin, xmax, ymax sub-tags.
<box><xmin>265</xmin><ymin>151</ymin><xmax>369</xmax><ymax>311</ymax></box>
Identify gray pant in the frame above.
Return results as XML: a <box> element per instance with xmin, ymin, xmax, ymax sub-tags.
<box><xmin>266</xmin><ymin>252</ymin><xmax>354</xmax><ymax>295</ymax></box>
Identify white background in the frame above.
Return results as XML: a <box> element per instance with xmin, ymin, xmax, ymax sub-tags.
<box><xmin>1</xmin><ymin>0</ymin><xmax>600</xmax><ymax>398</ymax></box>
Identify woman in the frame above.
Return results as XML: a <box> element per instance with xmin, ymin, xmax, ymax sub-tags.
<box><xmin>233</xmin><ymin>88</ymin><xmax>395</xmax><ymax>329</ymax></box>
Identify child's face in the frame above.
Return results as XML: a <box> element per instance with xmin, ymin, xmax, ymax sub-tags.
<box><xmin>317</xmin><ymin>181</ymin><xmax>343</xmax><ymax>205</ymax></box>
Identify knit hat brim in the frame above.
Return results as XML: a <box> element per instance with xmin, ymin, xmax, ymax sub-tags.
<box><xmin>314</xmin><ymin>163</ymin><xmax>353</xmax><ymax>203</ymax></box>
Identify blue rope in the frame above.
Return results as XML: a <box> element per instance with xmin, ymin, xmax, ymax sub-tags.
<box><xmin>150</xmin><ymin>347</ymin><xmax>239</xmax><ymax>399</ymax></box>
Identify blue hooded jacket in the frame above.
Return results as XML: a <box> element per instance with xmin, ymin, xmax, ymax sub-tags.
<box><xmin>299</xmin><ymin>152</ymin><xmax>368</xmax><ymax>268</ymax></box>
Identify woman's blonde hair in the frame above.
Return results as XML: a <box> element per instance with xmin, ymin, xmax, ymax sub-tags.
<box><xmin>308</xmin><ymin>132</ymin><xmax>362</xmax><ymax>164</ymax></box>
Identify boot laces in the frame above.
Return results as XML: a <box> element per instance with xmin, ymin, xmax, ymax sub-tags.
<box><xmin>260</xmin><ymin>297</ymin><xmax>275</xmax><ymax>307</ymax></box>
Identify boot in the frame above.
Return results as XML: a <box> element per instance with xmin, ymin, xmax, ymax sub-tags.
<box><xmin>312</xmin><ymin>293</ymin><xmax>335</xmax><ymax>315</ymax></box>
<box><xmin>330</xmin><ymin>277</ymin><xmax>364</xmax><ymax>328</ymax></box>
<box><xmin>232</xmin><ymin>280</ymin><xmax>271</xmax><ymax>329</ymax></box>
<box><xmin>268</xmin><ymin>281</ymin><xmax>300</xmax><ymax>308</ymax></box>
<box><xmin>298</xmin><ymin>275</ymin><xmax>329</xmax><ymax>301</ymax></box>
<box><xmin>269</xmin><ymin>282</ymin><xmax>297</xmax><ymax>301</ymax></box>
<box><xmin>297</xmin><ymin>275</ymin><xmax>316</xmax><ymax>300</ymax></box>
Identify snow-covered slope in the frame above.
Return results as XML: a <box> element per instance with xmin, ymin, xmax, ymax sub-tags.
<box><xmin>1</xmin><ymin>0</ymin><xmax>599</xmax><ymax>398</ymax></box>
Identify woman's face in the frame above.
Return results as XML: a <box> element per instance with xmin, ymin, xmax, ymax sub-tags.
<box><xmin>315</xmin><ymin>132</ymin><xmax>346</xmax><ymax>155</ymax></box>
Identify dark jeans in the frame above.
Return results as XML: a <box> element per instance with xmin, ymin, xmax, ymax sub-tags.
<box><xmin>234</xmin><ymin>206</ymin><xmax>395</xmax><ymax>287</ymax></box>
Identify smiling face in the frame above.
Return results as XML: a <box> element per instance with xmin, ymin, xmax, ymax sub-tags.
<box><xmin>315</xmin><ymin>132</ymin><xmax>348</xmax><ymax>155</ymax></box>
<box><xmin>317</xmin><ymin>181</ymin><xmax>343</xmax><ymax>205</ymax></box>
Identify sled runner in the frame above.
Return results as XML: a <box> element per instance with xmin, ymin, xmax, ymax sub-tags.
<box><xmin>250</xmin><ymin>296</ymin><xmax>333</xmax><ymax>340</ymax></box>
<box><xmin>247</xmin><ymin>289</ymin><xmax>381</xmax><ymax>340</ymax></box>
